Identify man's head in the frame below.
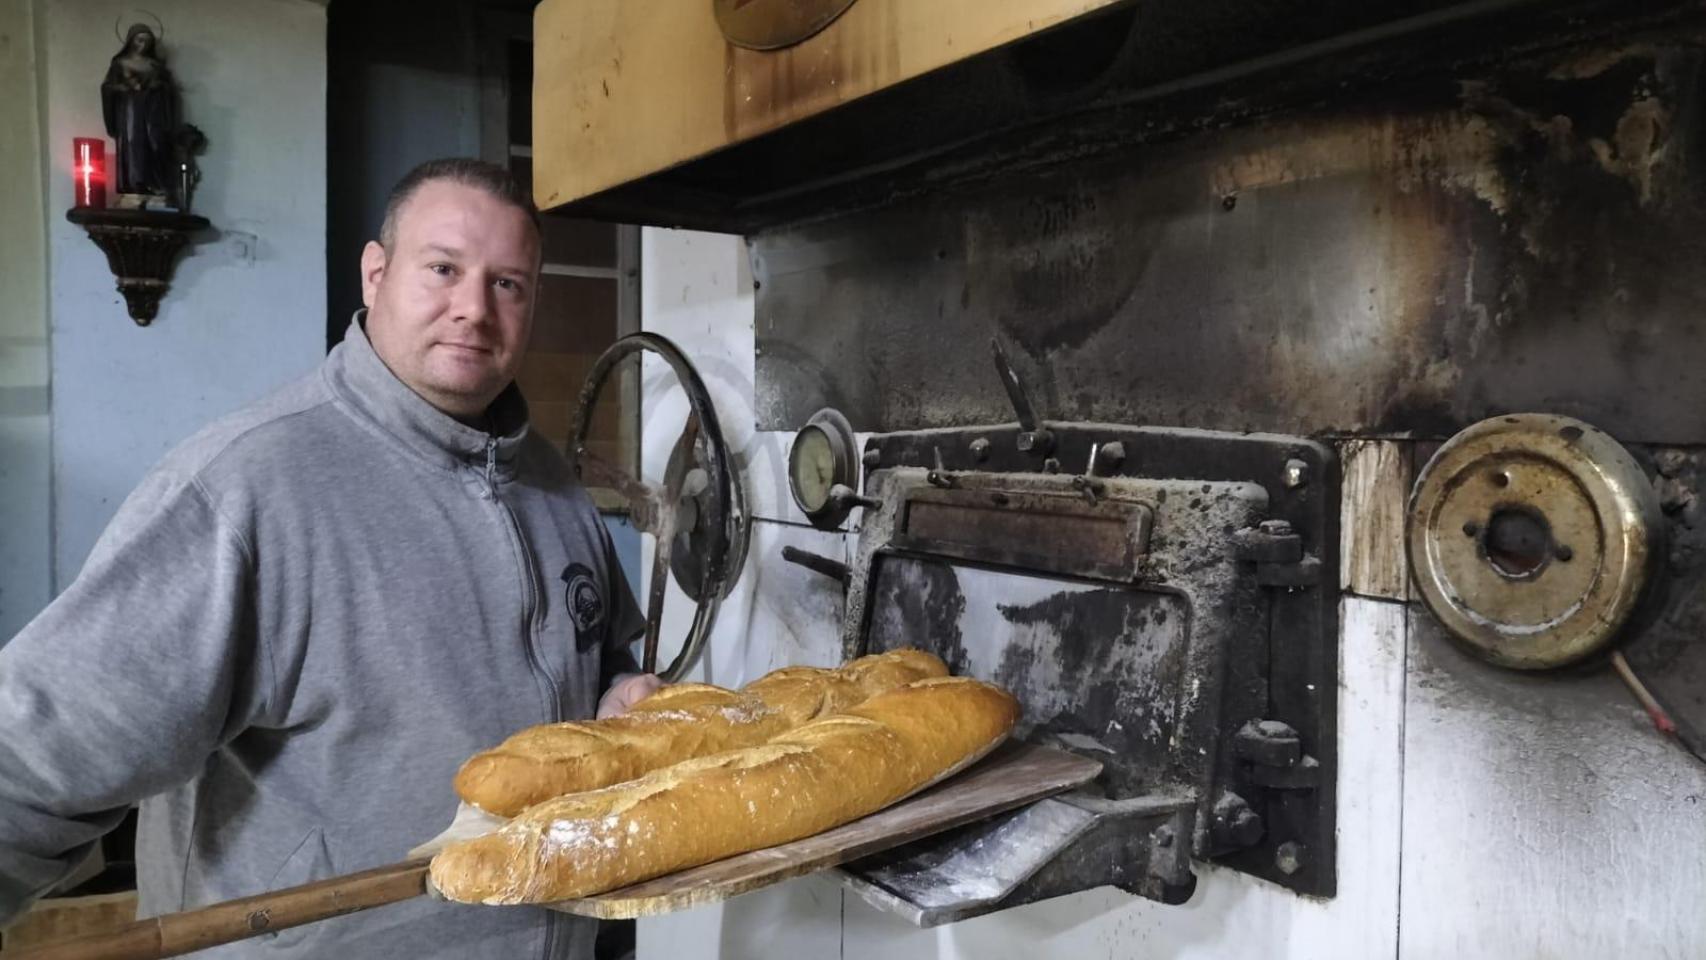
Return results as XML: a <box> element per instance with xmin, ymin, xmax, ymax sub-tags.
<box><xmin>361</xmin><ymin>158</ymin><xmax>542</xmax><ymax>423</ymax></box>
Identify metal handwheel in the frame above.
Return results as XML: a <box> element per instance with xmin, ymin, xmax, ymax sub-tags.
<box><xmin>568</xmin><ymin>333</ymin><xmax>749</xmax><ymax>682</ymax></box>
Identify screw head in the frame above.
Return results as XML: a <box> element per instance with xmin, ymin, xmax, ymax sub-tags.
<box><xmin>1258</xmin><ymin>519</ymin><xmax>1294</xmax><ymax>537</ymax></box>
<box><xmin>970</xmin><ymin>438</ymin><xmax>991</xmax><ymax>461</ymax></box>
<box><xmin>1274</xmin><ymin>841</ymin><xmax>1305</xmax><ymax>876</ymax></box>
<box><xmin>1283</xmin><ymin>458</ymin><xmax>1310</xmax><ymax>489</ymax></box>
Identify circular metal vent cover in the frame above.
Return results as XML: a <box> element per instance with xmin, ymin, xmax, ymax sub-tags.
<box><xmin>714</xmin><ymin>0</ymin><xmax>859</xmax><ymax>51</ymax></box>
<box><xmin>1406</xmin><ymin>414</ymin><xmax>1661</xmax><ymax>670</ymax></box>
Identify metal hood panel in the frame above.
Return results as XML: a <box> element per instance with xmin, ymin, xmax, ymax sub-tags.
<box><xmin>529</xmin><ymin>0</ymin><xmax>1689</xmax><ymax>233</ymax></box>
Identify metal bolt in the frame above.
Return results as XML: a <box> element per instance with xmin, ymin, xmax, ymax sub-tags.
<box><xmin>1222</xmin><ymin>194</ymin><xmax>1238</xmax><ymax>211</ymax></box>
<box><xmin>1555</xmin><ymin>544</ymin><xmax>1573</xmax><ymax>562</ymax></box>
<box><xmin>1283</xmin><ymin>458</ymin><xmax>1309</xmax><ymax>489</ymax></box>
<box><xmin>1255</xmin><ymin>719</ymin><xmax>1298</xmax><ymax>739</ymax></box>
<box><xmin>969</xmin><ymin>438</ymin><xmax>991</xmax><ymax>462</ymax></box>
<box><xmin>1043</xmin><ymin>457</ymin><xmax>1062</xmax><ymax>474</ymax></box>
<box><xmin>1258</xmin><ymin>519</ymin><xmax>1294</xmax><ymax>537</ymax></box>
<box><xmin>1153</xmin><ymin>825</ymin><xmax>1175</xmax><ymax>848</ymax></box>
<box><xmin>1274</xmin><ymin>841</ymin><xmax>1305</xmax><ymax>876</ymax></box>
<box><xmin>1099</xmin><ymin>441</ymin><xmax>1127</xmax><ymax>473</ymax></box>
<box><xmin>1657</xmin><ymin>449</ymin><xmax>1689</xmax><ymax>478</ymax></box>
<box><xmin>862</xmin><ymin>447</ymin><xmax>881</xmax><ymax>468</ymax></box>
<box><xmin>1016</xmin><ymin>427</ymin><xmax>1056</xmax><ymax>456</ymax></box>
<box><xmin>1211</xmin><ymin>792</ymin><xmax>1264</xmax><ymax>849</ymax></box>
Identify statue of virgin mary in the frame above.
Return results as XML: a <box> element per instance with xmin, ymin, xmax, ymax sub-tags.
<box><xmin>102</xmin><ymin>23</ymin><xmax>179</xmax><ymax>201</ymax></box>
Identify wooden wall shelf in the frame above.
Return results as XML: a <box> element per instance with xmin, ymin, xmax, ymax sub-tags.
<box><xmin>66</xmin><ymin>207</ymin><xmax>211</xmax><ymax>326</ymax></box>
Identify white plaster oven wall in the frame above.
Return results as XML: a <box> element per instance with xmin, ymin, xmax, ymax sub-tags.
<box><xmin>634</xmin><ymin>227</ymin><xmax>853</xmax><ymax>958</ymax></box>
<box><xmin>628</xmin><ymin>233</ymin><xmax>1705</xmax><ymax>958</ymax></box>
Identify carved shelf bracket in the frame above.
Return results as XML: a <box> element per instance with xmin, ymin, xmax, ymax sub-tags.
<box><xmin>66</xmin><ymin>208</ymin><xmax>210</xmax><ymax>326</ymax></box>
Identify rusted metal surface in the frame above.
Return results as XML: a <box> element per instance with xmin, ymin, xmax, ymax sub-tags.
<box><xmin>894</xmin><ymin>487</ymin><xmax>1153</xmax><ymax>582</ymax></box>
<box><xmin>753</xmin><ymin>29</ymin><xmax>1706</xmax><ymax>444</ymax></box>
<box><xmin>841</xmin><ymin>423</ymin><xmax>1341</xmax><ymax>898</ymax></box>
<box><xmin>1407</xmin><ymin>414</ymin><xmax>1662</xmax><ymax>669</ymax></box>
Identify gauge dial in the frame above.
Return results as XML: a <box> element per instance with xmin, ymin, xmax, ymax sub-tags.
<box><xmin>787</xmin><ymin>409</ymin><xmax>859</xmax><ymax>529</ymax></box>
<box><xmin>789</xmin><ymin>425</ymin><xmax>837</xmax><ymax>513</ymax></box>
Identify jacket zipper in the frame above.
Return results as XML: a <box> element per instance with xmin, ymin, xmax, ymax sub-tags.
<box><xmin>481</xmin><ymin>437</ymin><xmax>563</xmax><ymax>960</ymax></box>
<box><xmin>482</xmin><ymin>438</ymin><xmax>561</xmax><ymax>719</ymax></box>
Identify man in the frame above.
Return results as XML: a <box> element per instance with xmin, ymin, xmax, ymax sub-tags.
<box><xmin>0</xmin><ymin>158</ymin><xmax>659</xmax><ymax>957</ymax></box>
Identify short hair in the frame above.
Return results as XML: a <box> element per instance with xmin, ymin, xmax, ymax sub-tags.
<box><xmin>377</xmin><ymin>158</ymin><xmax>541</xmax><ymax>254</ymax></box>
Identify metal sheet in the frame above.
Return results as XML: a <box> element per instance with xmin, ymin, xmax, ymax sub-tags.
<box><xmin>754</xmin><ymin>39</ymin><xmax>1706</xmax><ymax>443</ymax></box>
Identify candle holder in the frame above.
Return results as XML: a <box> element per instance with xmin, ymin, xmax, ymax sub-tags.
<box><xmin>73</xmin><ymin>138</ymin><xmax>107</xmax><ymax>209</ymax></box>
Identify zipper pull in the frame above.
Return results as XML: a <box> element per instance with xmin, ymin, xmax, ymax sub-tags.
<box><xmin>484</xmin><ymin>437</ymin><xmax>498</xmax><ymax>495</ymax></box>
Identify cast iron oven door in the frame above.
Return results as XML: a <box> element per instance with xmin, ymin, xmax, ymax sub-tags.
<box><xmin>836</xmin><ymin>424</ymin><xmax>1339</xmax><ymax>922</ymax></box>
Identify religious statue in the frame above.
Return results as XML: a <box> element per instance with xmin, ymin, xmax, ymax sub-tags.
<box><xmin>102</xmin><ymin>22</ymin><xmax>180</xmax><ymax>204</ymax></box>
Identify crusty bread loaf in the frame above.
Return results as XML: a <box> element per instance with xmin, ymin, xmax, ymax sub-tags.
<box><xmin>430</xmin><ymin>676</ymin><xmax>1019</xmax><ymax>904</ymax></box>
<box><xmin>453</xmin><ymin>649</ymin><xmax>948</xmax><ymax>816</ymax></box>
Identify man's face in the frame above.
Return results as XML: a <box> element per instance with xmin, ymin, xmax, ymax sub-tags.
<box><xmin>360</xmin><ymin>180</ymin><xmax>540</xmax><ymax>421</ymax></box>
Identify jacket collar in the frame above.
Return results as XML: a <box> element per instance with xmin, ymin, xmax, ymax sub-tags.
<box><xmin>324</xmin><ymin>312</ymin><xmax>530</xmax><ymax>476</ymax></box>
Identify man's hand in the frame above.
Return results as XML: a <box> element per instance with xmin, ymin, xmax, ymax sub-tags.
<box><xmin>597</xmin><ymin>672</ymin><xmax>665</xmax><ymax>719</ymax></box>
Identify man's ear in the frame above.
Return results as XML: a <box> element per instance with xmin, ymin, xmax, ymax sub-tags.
<box><xmin>359</xmin><ymin>241</ymin><xmax>388</xmax><ymax>309</ymax></box>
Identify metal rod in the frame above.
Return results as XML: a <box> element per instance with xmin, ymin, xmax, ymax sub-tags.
<box><xmin>1610</xmin><ymin>651</ymin><xmax>1676</xmax><ymax>735</ymax></box>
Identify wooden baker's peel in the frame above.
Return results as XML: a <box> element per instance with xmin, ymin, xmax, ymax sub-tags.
<box><xmin>11</xmin><ymin>744</ymin><xmax>1100</xmax><ymax>959</ymax></box>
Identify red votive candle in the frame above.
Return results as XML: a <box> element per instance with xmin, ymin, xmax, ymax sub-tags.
<box><xmin>73</xmin><ymin>138</ymin><xmax>106</xmax><ymax>209</ymax></box>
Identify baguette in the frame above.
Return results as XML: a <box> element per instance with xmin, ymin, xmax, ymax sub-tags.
<box><xmin>430</xmin><ymin>676</ymin><xmax>1020</xmax><ymax>904</ymax></box>
<box><xmin>453</xmin><ymin>649</ymin><xmax>948</xmax><ymax>816</ymax></box>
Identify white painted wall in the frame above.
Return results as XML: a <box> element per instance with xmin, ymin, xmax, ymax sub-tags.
<box><xmin>634</xmin><ymin>228</ymin><xmax>853</xmax><ymax>957</ymax></box>
<box><xmin>635</xmin><ymin>228</ymin><xmax>848</xmax><ymax>689</ymax></box>
<box><xmin>38</xmin><ymin>0</ymin><xmax>327</xmax><ymax>591</ymax></box>
<box><xmin>629</xmin><ymin>227</ymin><xmax>1407</xmax><ymax>960</ymax></box>
<box><xmin>0</xmin><ymin>0</ymin><xmax>52</xmax><ymax>641</ymax></box>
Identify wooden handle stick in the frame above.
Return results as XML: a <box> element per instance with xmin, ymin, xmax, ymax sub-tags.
<box><xmin>8</xmin><ymin>859</ymin><xmax>430</xmax><ymax>960</ymax></box>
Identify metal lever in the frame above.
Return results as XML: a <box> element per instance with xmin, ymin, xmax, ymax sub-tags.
<box><xmin>781</xmin><ymin>546</ymin><xmax>851</xmax><ymax>586</ymax></box>
<box><xmin>828</xmin><ymin>483</ymin><xmax>882</xmax><ymax>513</ymax></box>
<box><xmin>990</xmin><ymin>338</ymin><xmax>1055</xmax><ymax>456</ymax></box>
<box><xmin>927</xmin><ymin>446</ymin><xmax>957</xmax><ymax>489</ymax></box>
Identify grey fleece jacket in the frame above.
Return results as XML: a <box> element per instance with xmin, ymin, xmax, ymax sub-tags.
<box><xmin>0</xmin><ymin>319</ymin><xmax>643</xmax><ymax>958</ymax></box>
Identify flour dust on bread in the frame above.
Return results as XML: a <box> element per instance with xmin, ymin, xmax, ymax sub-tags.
<box><xmin>452</xmin><ymin>649</ymin><xmax>949</xmax><ymax>816</ymax></box>
<box><xmin>429</xmin><ymin>676</ymin><xmax>1020</xmax><ymax>905</ymax></box>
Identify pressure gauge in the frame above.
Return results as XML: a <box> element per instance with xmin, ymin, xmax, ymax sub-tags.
<box><xmin>789</xmin><ymin>408</ymin><xmax>859</xmax><ymax>530</ymax></box>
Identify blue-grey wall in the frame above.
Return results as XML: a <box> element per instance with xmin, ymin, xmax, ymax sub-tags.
<box><xmin>43</xmin><ymin>0</ymin><xmax>329</xmax><ymax>592</ymax></box>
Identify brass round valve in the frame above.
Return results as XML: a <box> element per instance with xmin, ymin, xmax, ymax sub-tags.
<box><xmin>1406</xmin><ymin>414</ymin><xmax>1661</xmax><ymax>670</ymax></box>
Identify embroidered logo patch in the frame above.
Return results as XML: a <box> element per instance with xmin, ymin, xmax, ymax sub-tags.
<box><xmin>561</xmin><ymin>562</ymin><xmax>605</xmax><ymax>645</ymax></box>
